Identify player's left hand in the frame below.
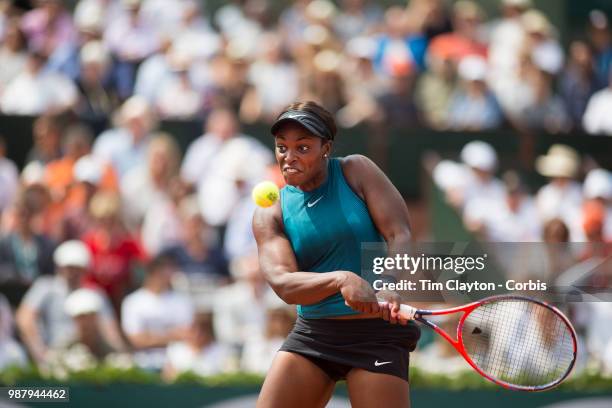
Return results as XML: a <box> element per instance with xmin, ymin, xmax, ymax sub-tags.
<box><xmin>377</xmin><ymin>290</ymin><xmax>409</xmax><ymax>325</ymax></box>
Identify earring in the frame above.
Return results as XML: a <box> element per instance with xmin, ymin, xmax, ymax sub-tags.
<box><xmin>324</xmin><ymin>154</ymin><xmax>329</xmax><ymax>158</ymax></box>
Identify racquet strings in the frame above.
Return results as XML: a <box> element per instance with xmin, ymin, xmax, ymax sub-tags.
<box><xmin>461</xmin><ymin>299</ymin><xmax>575</xmax><ymax>388</ymax></box>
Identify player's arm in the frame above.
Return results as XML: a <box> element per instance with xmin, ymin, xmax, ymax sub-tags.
<box><xmin>253</xmin><ymin>204</ymin><xmax>379</xmax><ymax>313</ymax></box>
<box><xmin>342</xmin><ymin>155</ymin><xmax>413</xmax><ymax>322</ymax></box>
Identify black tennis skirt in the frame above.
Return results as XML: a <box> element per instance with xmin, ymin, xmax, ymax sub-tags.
<box><xmin>279</xmin><ymin>316</ymin><xmax>421</xmax><ymax>382</ymax></box>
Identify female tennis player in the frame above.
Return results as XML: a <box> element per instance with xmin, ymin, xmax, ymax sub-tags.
<box><xmin>253</xmin><ymin>101</ymin><xmax>420</xmax><ymax>408</ymax></box>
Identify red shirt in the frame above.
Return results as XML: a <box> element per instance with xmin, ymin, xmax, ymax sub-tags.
<box><xmin>82</xmin><ymin>228</ymin><xmax>146</xmax><ymax>310</ymax></box>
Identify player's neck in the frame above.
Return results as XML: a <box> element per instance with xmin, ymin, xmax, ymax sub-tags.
<box><xmin>298</xmin><ymin>160</ymin><xmax>329</xmax><ymax>192</ymax></box>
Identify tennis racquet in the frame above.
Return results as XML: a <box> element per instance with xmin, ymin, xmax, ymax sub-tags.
<box><xmin>379</xmin><ymin>294</ymin><xmax>578</xmax><ymax>391</ymax></box>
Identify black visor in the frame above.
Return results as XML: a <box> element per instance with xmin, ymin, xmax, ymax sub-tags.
<box><xmin>271</xmin><ymin>110</ymin><xmax>333</xmax><ymax>140</ymax></box>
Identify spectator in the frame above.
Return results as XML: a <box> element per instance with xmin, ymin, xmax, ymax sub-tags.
<box><xmin>463</xmin><ymin>171</ymin><xmax>540</xmax><ymax>241</ymax></box>
<box><xmin>44</xmin><ymin>124</ymin><xmax>94</xmax><ymax>204</ymax></box>
<box><xmin>560</xmin><ymin>41</ymin><xmax>598</xmax><ymax>129</ymax></box>
<box><xmin>20</xmin><ymin>0</ymin><xmax>76</xmax><ymax>58</ymax></box>
<box><xmin>240</xmin><ymin>296</ymin><xmax>295</xmax><ymax>374</ymax></box>
<box><xmin>103</xmin><ymin>0</ymin><xmax>160</xmax><ymax>95</ymax></box>
<box><xmin>373</xmin><ymin>6</ymin><xmax>427</xmax><ymax>76</ymax></box>
<box><xmin>154</xmin><ymin>50</ymin><xmax>202</xmax><ymax>120</ymax></box>
<box><xmin>163</xmin><ymin>311</ymin><xmax>237</xmax><ymax>380</ymax></box>
<box><xmin>587</xmin><ymin>10</ymin><xmax>612</xmax><ymax>89</ymax></box>
<box><xmin>76</xmin><ymin>41</ymin><xmax>122</xmax><ymax>120</ymax></box>
<box><xmin>213</xmin><ymin>252</ymin><xmax>273</xmax><ymax>348</ymax></box>
<box><xmin>133</xmin><ymin>36</ymin><xmax>174</xmax><ymax>104</ymax></box>
<box><xmin>583</xmin><ymin>168</ymin><xmax>612</xmax><ymax>241</ymax></box>
<box><xmin>164</xmin><ymin>196</ymin><xmax>229</xmax><ymax>282</ymax></box>
<box><xmin>171</xmin><ymin>0</ymin><xmax>220</xmax><ymax>62</ymax></box>
<box><xmin>0</xmin><ymin>136</ymin><xmax>19</xmax><ymax>215</ymax></box>
<box><xmin>214</xmin><ymin>0</ymin><xmax>263</xmax><ymax>59</ymax></box>
<box><xmin>495</xmin><ymin>9</ymin><xmax>566</xmax><ymax>125</ymax></box>
<box><xmin>583</xmin><ymin>66</ymin><xmax>612</xmax><ymax>135</ymax></box>
<box><xmin>0</xmin><ymin>19</ymin><xmax>28</xmax><ymax>97</ymax></box>
<box><xmin>209</xmin><ymin>46</ymin><xmax>254</xmax><ymax>113</ymax></box>
<box><xmin>487</xmin><ymin>0</ymin><xmax>532</xmax><ymax>95</ymax></box>
<box><xmin>26</xmin><ymin>114</ymin><xmax>63</xmax><ymax>166</ymax></box>
<box><xmin>45</xmin><ymin>2</ymin><xmax>105</xmax><ymax>82</ymax></box>
<box><xmin>333</xmin><ymin>0</ymin><xmax>382</xmax><ymax>42</ymax></box>
<box><xmin>302</xmin><ymin>49</ymin><xmax>348</xmax><ymax>114</ymax></box>
<box><xmin>197</xmin><ymin>135</ymin><xmax>272</xmax><ymax>227</ymax></box>
<box><xmin>0</xmin><ymin>187</ymin><xmax>55</xmax><ymax>285</ymax></box>
<box><xmin>181</xmin><ymin>108</ymin><xmax>244</xmax><ymax>186</ymax></box>
<box><xmin>535</xmin><ymin>144</ymin><xmax>583</xmax><ymax>240</ymax></box>
<box><xmin>120</xmin><ymin>132</ymin><xmax>180</xmax><ymax>228</ymax></box>
<box><xmin>415</xmin><ymin>0</ymin><xmax>453</xmax><ymax>41</ymax></box>
<box><xmin>240</xmin><ymin>32</ymin><xmax>299</xmax><ymax>123</ymax></box>
<box><xmin>446</xmin><ymin>56</ymin><xmax>503</xmax><ymax>130</ymax></box>
<box><xmin>15</xmin><ymin>240</ymin><xmax>124</xmax><ymax>365</ymax></box>
<box><xmin>0</xmin><ymin>294</ymin><xmax>28</xmax><ymax>370</ymax></box>
<box><xmin>60</xmin><ymin>288</ymin><xmax>125</xmax><ymax>361</ymax></box>
<box><xmin>459</xmin><ymin>140</ymin><xmax>505</xmax><ymax>208</ymax></box>
<box><xmin>121</xmin><ymin>253</ymin><xmax>194</xmax><ymax>371</ymax></box>
<box><xmin>278</xmin><ymin>0</ymin><xmax>312</xmax><ymax>50</ymax></box>
<box><xmin>374</xmin><ymin>67</ymin><xmax>420</xmax><ymax>129</ymax></box>
<box><xmin>0</xmin><ymin>50</ymin><xmax>78</xmax><ymax>115</ymax></box>
<box><xmin>54</xmin><ymin>154</ymin><xmax>118</xmax><ymax>242</ymax></box>
<box><xmin>415</xmin><ymin>49</ymin><xmax>456</xmax><ymax>130</ymax></box>
<box><xmin>82</xmin><ymin>191</ymin><xmax>145</xmax><ymax>314</ymax></box>
<box><xmin>92</xmin><ymin>96</ymin><xmax>156</xmax><ymax>177</ymax></box>
<box><xmin>336</xmin><ymin>36</ymin><xmax>387</xmax><ymax>128</ymax></box>
<box><xmin>520</xmin><ymin>47</ymin><xmax>570</xmax><ymax>133</ymax></box>
<box><xmin>427</xmin><ymin>1</ymin><xmax>487</xmax><ymax>65</ymax></box>
<box><xmin>140</xmin><ymin>178</ymin><xmax>190</xmax><ymax>256</ymax></box>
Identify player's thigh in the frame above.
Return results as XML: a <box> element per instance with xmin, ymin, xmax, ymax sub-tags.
<box><xmin>346</xmin><ymin>368</ymin><xmax>410</xmax><ymax>408</ymax></box>
<box><xmin>257</xmin><ymin>351</ymin><xmax>336</xmax><ymax>408</ymax></box>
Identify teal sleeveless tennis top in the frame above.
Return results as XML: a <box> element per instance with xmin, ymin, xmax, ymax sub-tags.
<box><xmin>280</xmin><ymin>157</ymin><xmax>384</xmax><ymax>318</ymax></box>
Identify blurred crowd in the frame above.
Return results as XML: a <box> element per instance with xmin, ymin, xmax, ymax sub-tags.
<box><xmin>0</xmin><ymin>0</ymin><xmax>611</xmax><ymax>381</ymax></box>
<box><xmin>433</xmin><ymin>140</ymin><xmax>611</xmax><ymax>244</ymax></box>
<box><xmin>432</xmin><ymin>139</ymin><xmax>612</xmax><ymax>375</ymax></box>
<box><xmin>0</xmin><ymin>0</ymin><xmax>611</xmax><ymax>133</ymax></box>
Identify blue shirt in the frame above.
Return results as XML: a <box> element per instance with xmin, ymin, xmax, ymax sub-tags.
<box><xmin>280</xmin><ymin>158</ymin><xmax>384</xmax><ymax>318</ymax></box>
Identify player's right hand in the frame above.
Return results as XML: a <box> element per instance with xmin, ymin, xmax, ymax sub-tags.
<box><xmin>337</xmin><ymin>271</ymin><xmax>380</xmax><ymax>314</ymax></box>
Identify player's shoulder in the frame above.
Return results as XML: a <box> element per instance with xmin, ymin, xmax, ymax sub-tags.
<box><xmin>339</xmin><ymin>154</ymin><xmax>378</xmax><ymax>173</ymax></box>
<box><xmin>339</xmin><ymin>155</ymin><xmax>381</xmax><ymax>187</ymax></box>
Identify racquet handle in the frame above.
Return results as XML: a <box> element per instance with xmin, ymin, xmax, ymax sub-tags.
<box><xmin>377</xmin><ymin>302</ymin><xmax>418</xmax><ymax>320</ymax></box>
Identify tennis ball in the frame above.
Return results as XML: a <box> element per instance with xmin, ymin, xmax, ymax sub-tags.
<box><xmin>252</xmin><ymin>181</ymin><xmax>280</xmax><ymax>208</ymax></box>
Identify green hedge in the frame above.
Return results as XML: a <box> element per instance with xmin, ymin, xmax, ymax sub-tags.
<box><xmin>2</xmin><ymin>365</ymin><xmax>611</xmax><ymax>391</ymax></box>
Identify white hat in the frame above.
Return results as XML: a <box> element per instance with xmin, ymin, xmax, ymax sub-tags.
<box><xmin>584</xmin><ymin>168</ymin><xmax>612</xmax><ymax>200</ymax></box>
<box><xmin>73</xmin><ymin>155</ymin><xmax>104</xmax><ymax>185</ymax></box>
<box><xmin>54</xmin><ymin>240</ymin><xmax>92</xmax><ymax>269</ymax></box>
<box><xmin>433</xmin><ymin>160</ymin><xmax>471</xmax><ymax>191</ymax></box>
<box><xmin>64</xmin><ymin>288</ymin><xmax>103</xmax><ymax>317</ymax></box>
<box><xmin>461</xmin><ymin>141</ymin><xmax>498</xmax><ymax>172</ymax></box>
<box><xmin>536</xmin><ymin>144</ymin><xmax>580</xmax><ymax>178</ymax></box>
<box><xmin>458</xmin><ymin>55</ymin><xmax>488</xmax><ymax>81</ymax></box>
